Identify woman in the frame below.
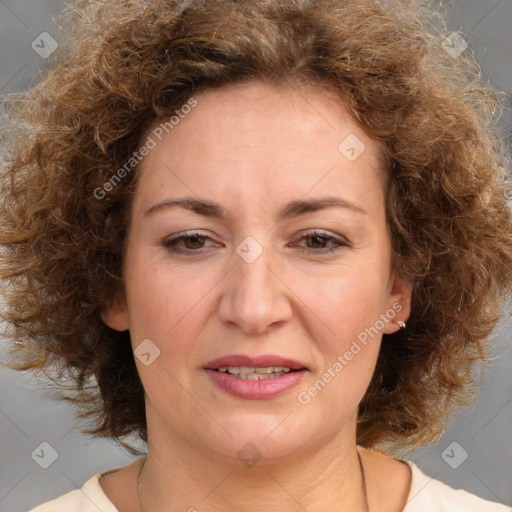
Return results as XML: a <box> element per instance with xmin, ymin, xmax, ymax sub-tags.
<box><xmin>1</xmin><ymin>0</ymin><xmax>511</xmax><ymax>510</ymax></box>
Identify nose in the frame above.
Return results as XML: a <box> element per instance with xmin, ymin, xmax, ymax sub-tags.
<box><xmin>217</xmin><ymin>241</ymin><xmax>293</xmax><ymax>335</ymax></box>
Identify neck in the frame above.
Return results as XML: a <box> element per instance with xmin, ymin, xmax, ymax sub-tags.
<box><xmin>137</xmin><ymin>419</ymin><xmax>368</xmax><ymax>512</ymax></box>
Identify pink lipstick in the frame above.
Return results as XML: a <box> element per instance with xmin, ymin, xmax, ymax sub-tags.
<box><xmin>204</xmin><ymin>354</ymin><xmax>308</xmax><ymax>399</ymax></box>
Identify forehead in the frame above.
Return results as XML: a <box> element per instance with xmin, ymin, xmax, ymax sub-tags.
<box><xmin>134</xmin><ymin>80</ymin><xmax>386</xmax><ymax>214</ymax></box>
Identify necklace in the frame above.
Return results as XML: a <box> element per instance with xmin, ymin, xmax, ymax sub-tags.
<box><xmin>136</xmin><ymin>458</ymin><xmax>145</xmax><ymax>512</ymax></box>
<box><xmin>358</xmin><ymin>450</ymin><xmax>370</xmax><ymax>512</ymax></box>
<box><xmin>136</xmin><ymin>451</ymin><xmax>369</xmax><ymax>512</ymax></box>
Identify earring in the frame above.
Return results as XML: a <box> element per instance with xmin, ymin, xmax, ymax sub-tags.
<box><xmin>396</xmin><ymin>321</ymin><xmax>406</xmax><ymax>329</ymax></box>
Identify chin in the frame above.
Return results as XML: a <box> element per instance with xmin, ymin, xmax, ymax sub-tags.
<box><xmin>205</xmin><ymin>412</ymin><xmax>317</xmax><ymax>464</ymax></box>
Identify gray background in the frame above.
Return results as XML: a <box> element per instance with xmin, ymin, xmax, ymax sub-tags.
<box><xmin>0</xmin><ymin>1</ymin><xmax>511</xmax><ymax>511</ymax></box>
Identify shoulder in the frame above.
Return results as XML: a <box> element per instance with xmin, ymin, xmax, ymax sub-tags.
<box><xmin>403</xmin><ymin>460</ymin><xmax>511</xmax><ymax>512</ymax></box>
<box><xmin>28</xmin><ymin>473</ymin><xmax>118</xmax><ymax>512</ymax></box>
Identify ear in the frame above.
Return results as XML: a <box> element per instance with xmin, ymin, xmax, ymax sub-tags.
<box><xmin>100</xmin><ymin>293</ymin><xmax>129</xmax><ymax>332</ymax></box>
<box><xmin>383</xmin><ymin>272</ymin><xmax>412</xmax><ymax>335</ymax></box>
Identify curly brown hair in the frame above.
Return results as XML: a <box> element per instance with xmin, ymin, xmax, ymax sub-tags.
<box><xmin>1</xmin><ymin>0</ymin><xmax>511</xmax><ymax>454</ymax></box>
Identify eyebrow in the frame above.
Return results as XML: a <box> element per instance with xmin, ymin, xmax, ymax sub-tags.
<box><xmin>143</xmin><ymin>195</ymin><xmax>367</xmax><ymax>221</ymax></box>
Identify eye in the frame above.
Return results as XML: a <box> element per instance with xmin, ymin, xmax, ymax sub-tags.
<box><xmin>163</xmin><ymin>231</ymin><xmax>218</xmax><ymax>254</ymax></box>
<box><xmin>291</xmin><ymin>229</ymin><xmax>351</xmax><ymax>254</ymax></box>
<box><xmin>162</xmin><ymin>229</ymin><xmax>350</xmax><ymax>256</ymax></box>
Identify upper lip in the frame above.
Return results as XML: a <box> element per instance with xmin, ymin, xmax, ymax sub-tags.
<box><xmin>205</xmin><ymin>354</ymin><xmax>308</xmax><ymax>371</ymax></box>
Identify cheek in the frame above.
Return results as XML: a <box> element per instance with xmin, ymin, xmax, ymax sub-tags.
<box><xmin>295</xmin><ymin>277</ymin><xmax>385</xmax><ymax>418</ymax></box>
<box><xmin>122</xmin><ymin>250</ymin><xmax>201</xmax><ymax>353</ymax></box>
<box><xmin>292</xmin><ymin>255</ymin><xmax>390</xmax><ymax>406</ymax></box>
<box><xmin>296</xmin><ymin>258</ymin><xmax>390</xmax><ymax>345</ymax></box>
<box><xmin>123</xmin><ymin>256</ymin><xmax>211</xmax><ymax>402</ymax></box>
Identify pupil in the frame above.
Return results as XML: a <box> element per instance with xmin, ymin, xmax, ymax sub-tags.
<box><xmin>186</xmin><ymin>235</ymin><xmax>203</xmax><ymax>249</ymax></box>
<box><xmin>310</xmin><ymin>235</ymin><xmax>324</xmax><ymax>248</ymax></box>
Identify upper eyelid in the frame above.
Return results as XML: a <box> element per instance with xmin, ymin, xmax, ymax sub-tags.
<box><xmin>164</xmin><ymin>229</ymin><xmax>346</xmax><ymax>239</ymax></box>
<box><xmin>296</xmin><ymin>229</ymin><xmax>349</xmax><ymax>242</ymax></box>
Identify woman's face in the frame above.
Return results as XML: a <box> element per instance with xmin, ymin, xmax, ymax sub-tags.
<box><xmin>105</xmin><ymin>80</ymin><xmax>411</xmax><ymax>462</ymax></box>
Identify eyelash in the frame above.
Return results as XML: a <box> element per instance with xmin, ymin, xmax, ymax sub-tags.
<box><xmin>162</xmin><ymin>229</ymin><xmax>350</xmax><ymax>255</ymax></box>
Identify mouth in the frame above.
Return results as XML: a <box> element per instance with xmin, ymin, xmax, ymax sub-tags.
<box><xmin>214</xmin><ymin>366</ymin><xmax>302</xmax><ymax>380</ymax></box>
<box><xmin>205</xmin><ymin>354</ymin><xmax>308</xmax><ymax>374</ymax></box>
<box><xmin>204</xmin><ymin>354</ymin><xmax>309</xmax><ymax>399</ymax></box>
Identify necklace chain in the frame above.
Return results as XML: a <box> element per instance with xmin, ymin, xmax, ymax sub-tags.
<box><xmin>358</xmin><ymin>450</ymin><xmax>370</xmax><ymax>511</ymax></box>
<box><xmin>136</xmin><ymin>458</ymin><xmax>145</xmax><ymax>512</ymax></box>
<box><xmin>136</xmin><ymin>451</ymin><xmax>369</xmax><ymax>512</ymax></box>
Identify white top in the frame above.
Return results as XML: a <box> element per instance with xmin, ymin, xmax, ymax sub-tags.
<box><xmin>29</xmin><ymin>460</ymin><xmax>511</xmax><ymax>512</ymax></box>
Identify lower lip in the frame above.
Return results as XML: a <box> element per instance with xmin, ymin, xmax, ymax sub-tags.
<box><xmin>205</xmin><ymin>369</ymin><xmax>308</xmax><ymax>399</ymax></box>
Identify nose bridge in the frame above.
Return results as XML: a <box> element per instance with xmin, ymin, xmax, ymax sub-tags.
<box><xmin>218</xmin><ymin>235</ymin><xmax>292</xmax><ymax>334</ymax></box>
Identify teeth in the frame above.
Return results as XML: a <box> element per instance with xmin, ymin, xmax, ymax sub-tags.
<box><xmin>216</xmin><ymin>366</ymin><xmax>294</xmax><ymax>379</ymax></box>
<box><xmin>218</xmin><ymin>366</ymin><xmax>238</xmax><ymax>373</ymax></box>
<box><xmin>241</xmin><ymin>371</ymin><xmax>287</xmax><ymax>380</ymax></box>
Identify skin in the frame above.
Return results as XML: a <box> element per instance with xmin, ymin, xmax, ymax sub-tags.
<box><xmin>101</xmin><ymin>79</ymin><xmax>413</xmax><ymax>511</ymax></box>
